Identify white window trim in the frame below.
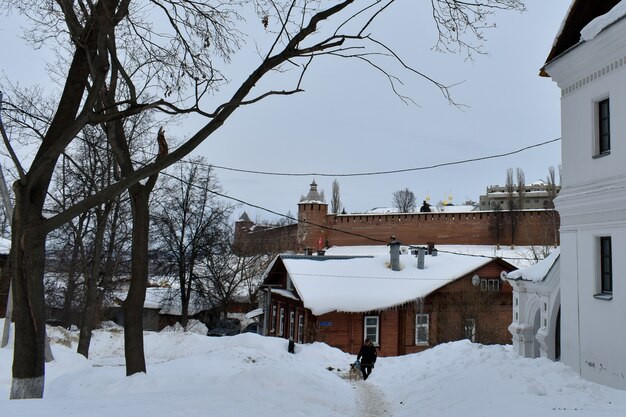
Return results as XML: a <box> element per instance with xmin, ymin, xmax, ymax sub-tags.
<box><xmin>364</xmin><ymin>315</ymin><xmax>380</xmax><ymax>346</ymax></box>
<box><xmin>297</xmin><ymin>314</ymin><xmax>304</xmax><ymax>343</ymax></box>
<box><xmin>279</xmin><ymin>307</ymin><xmax>285</xmax><ymax>336</ymax></box>
<box><xmin>464</xmin><ymin>318</ymin><xmax>476</xmax><ymax>342</ymax></box>
<box><xmin>289</xmin><ymin>311</ymin><xmax>295</xmax><ymax>339</ymax></box>
<box><xmin>271</xmin><ymin>305</ymin><xmax>277</xmax><ymax>333</ymax></box>
<box><xmin>415</xmin><ymin>314</ymin><xmax>429</xmax><ymax>345</ymax></box>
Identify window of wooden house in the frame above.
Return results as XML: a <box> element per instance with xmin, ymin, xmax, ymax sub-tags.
<box><xmin>279</xmin><ymin>307</ymin><xmax>285</xmax><ymax>336</ymax></box>
<box><xmin>298</xmin><ymin>313</ymin><xmax>304</xmax><ymax>343</ymax></box>
<box><xmin>464</xmin><ymin>318</ymin><xmax>476</xmax><ymax>342</ymax></box>
<box><xmin>480</xmin><ymin>279</ymin><xmax>500</xmax><ymax>292</ymax></box>
<box><xmin>488</xmin><ymin>279</ymin><xmax>500</xmax><ymax>292</ymax></box>
<box><xmin>289</xmin><ymin>311</ymin><xmax>295</xmax><ymax>339</ymax></box>
<box><xmin>364</xmin><ymin>316</ymin><xmax>379</xmax><ymax>346</ymax></box>
<box><xmin>271</xmin><ymin>305</ymin><xmax>277</xmax><ymax>334</ymax></box>
<box><xmin>415</xmin><ymin>314</ymin><xmax>429</xmax><ymax>345</ymax></box>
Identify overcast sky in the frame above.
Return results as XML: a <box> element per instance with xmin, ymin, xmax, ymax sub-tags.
<box><xmin>0</xmin><ymin>1</ymin><xmax>571</xmax><ymax>223</ymax></box>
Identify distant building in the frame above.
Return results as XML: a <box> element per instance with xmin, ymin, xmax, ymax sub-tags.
<box><xmin>235</xmin><ymin>180</ymin><xmax>561</xmax><ymax>253</ymax></box>
<box><xmin>478</xmin><ymin>181</ymin><xmax>561</xmax><ymax>211</ymax></box>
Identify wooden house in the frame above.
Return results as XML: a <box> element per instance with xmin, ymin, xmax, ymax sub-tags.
<box><xmin>260</xmin><ymin>244</ymin><xmax>516</xmax><ymax>356</ymax></box>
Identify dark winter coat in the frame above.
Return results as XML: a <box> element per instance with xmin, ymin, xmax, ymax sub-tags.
<box><xmin>357</xmin><ymin>344</ymin><xmax>377</xmax><ymax>366</ymax></box>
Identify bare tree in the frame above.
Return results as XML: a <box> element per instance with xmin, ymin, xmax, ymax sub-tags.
<box><xmin>545</xmin><ymin>165</ymin><xmax>559</xmax><ymax>247</ymax></box>
<box><xmin>393</xmin><ymin>188</ymin><xmax>417</xmax><ymax>213</ymax></box>
<box><xmin>546</xmin><ymin>166</ymin><xmax>558</xmax><ymax>209</ymax></box>
<box><xmin>516</xmin><ymin>168</ymin><xmax>525</xmax><ymax>210</ymax></box>
<box><xmin>505</xmin><ymin>168</ymin><xmax>515</xmax><ymax>211</ymax></box>
<box><xmin>1</xmin><ymin>0</ymin><xmax>525</xmax><ymax>399</ymax></box>
<box><xmin>331</xmin><ymin>179</ymin><xmax>342</xmax><ymax>214</ymax></box>
<box><xmin>505</xmin><ymin>168</ymin><xmax>518</xmax><ymax>248</ymax></box>
<box><xmin>152</xmin><ymin>160</ymin><xmax>231</xmax><ymax>327</ymax></box>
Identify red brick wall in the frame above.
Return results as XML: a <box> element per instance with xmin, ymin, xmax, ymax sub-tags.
<box><xmin>326</xmin><ymin>210</ymin><xmax>559</xmax><ymax>247</ymax></box>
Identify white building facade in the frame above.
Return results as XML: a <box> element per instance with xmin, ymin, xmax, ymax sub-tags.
<box><xmin>543</xmin><ymin>1</ymin><xmax>626</xmax><ymax>389</ymax></box>
<box><xmin>507</xmin><ymin>250</ymin><xmax>560</xmax><ymax>361</ymax></box>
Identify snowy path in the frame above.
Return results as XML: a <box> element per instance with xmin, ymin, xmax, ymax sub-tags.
<box><xmin>352</xmin><ymin>380</ymin><xmax>394</xmax><ymax>417</ymax></box>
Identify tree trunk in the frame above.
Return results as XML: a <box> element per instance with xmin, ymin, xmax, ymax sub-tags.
<box><xmin>122</xmin><ymin>187</ymin><xmax>151</xmax><ymax>375</ymax></box>
<box><xmin>10</xmin><ymin>186</ymin><xmax>47</xmax><ymax>399</ymax></box>
<box><xmin>62</xmin><ymin>230</ymin><xmax>82</xmax><ymax>327</ymax></box>
<box><xmin>77</xmin><ymin>206</ymin><xmax>110</xmax><ymax>358</ymax></box>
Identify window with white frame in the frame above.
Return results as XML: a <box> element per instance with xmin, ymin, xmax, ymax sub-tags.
<box><xmin>488</xmin><ymin>279</ymin><xmax>500</xmax><ymax>292</ymax></box>
<box><xmin>279</xmin><ymin>307</ymin><xmax>285</xmax><ymax>336</ymax></box>
<box><xmin>364</xmin><ymin>316</ymin><xmax>379</xmax><ymax>346</ymax></box>
<box><xmin>271</xmin><ymin>305</ymin><xmax>277</xmax><ymax>334</ymax></box>
<box><xmin>415</xmin><ymin>314</ymin><xmax>429</xmax><ymax>345</ymax></box>
<box><xmin>464</xmin><ymin>318</ymin><xmax>476</xmax><ymax>342</ymax></box>
<box><xmin>289</xmin><ymin>311</ymin><xmax>295</xmax><ymax>339</ymax></box>
<box><xmin>298</xmin><ymin>314</ymin><xmax>304</xmax><ymax>343</ymax></box>
<box><xmin>480</xmin><ymin>279</ymin><xmax>500</xmax><ymax>292</ymax></box>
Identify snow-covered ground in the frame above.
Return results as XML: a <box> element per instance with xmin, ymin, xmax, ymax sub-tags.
<box><xmin>1</xmin><ymin>319</ymin><xmax>625</xmax><ymax>416</ymax></box>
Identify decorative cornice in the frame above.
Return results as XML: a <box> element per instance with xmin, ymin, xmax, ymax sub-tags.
<box><xmin>561</xmin><ymin>55</ymin><xmax>626</xmax><ymax>97</ymax></box>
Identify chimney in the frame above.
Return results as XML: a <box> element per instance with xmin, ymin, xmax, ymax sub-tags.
<box><xmin>427</xmin><ymin>242</ymin><xmax>435</xmax><ymax>255</ymax></box>
<box><xmin>389</xmin><ymin>237</ymin><xmax>401</xmax><ymax>271</ymax></box>
<box><xmin>417</xmin><ymin>247</ymin><xmax>425</xmax><ymax>270</ymax></box>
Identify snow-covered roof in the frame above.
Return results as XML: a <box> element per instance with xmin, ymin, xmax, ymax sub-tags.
<box><xmin>112</xmin><ymin>287</ymin><xmax>212</xmax><ymax>316</ymax></box>
<box><xmin>280</xmin><ymin>251</ymin><xmax>505</xmax><ymax>315</ymax></box>
<box><xmin>542</xmin><ymin>1</ymin><xmax>622</xmax><ymax>75</ymax></box>
<box><xmin>299</xmin><ymin>180</ymin><xmax>326</xmax><ymax>205</ymax></box>
<box><xmin>506</xmin><ymin>248</ymin><xmax>560</xmax><ymax>283</ymax></box>
<box><xmin>325</xmin><ymin>245</ymin><xmax>546</xmax><ymax>269</ymax></box>
<box><xmin>271</xmin><ymin>288</ymin><xmax>300</xmax><ymax>301</ymax></box>
<box><xmin>580</xmin><ymin>1</ymin><xmax>626</xmax><ymax>41</ymax></box>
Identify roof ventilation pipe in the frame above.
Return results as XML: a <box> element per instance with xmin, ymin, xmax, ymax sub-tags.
<box><xmin>389</xmin><ymin>237</ymin><xmax>401</xmax><ymax>271</ymax></box>
<box><xmin>417</xmin><ymin>248</ymin><xmax>425</xmax><ymax>270</ymax></box>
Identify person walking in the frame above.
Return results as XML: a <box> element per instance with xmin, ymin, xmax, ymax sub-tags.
<box><xmin>356</xmin><ymin>338</ymin><xmax>377</xmax><ymax>380</ymax></box>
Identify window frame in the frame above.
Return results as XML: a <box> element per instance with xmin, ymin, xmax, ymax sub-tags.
<box><xmin>415</xmin><ymin>313</ymin><xmax>429</xmax><ymax>345</ymax></box>
<box><xmin>297</xmin><ymin>313</ymin><xmax>304</xmax><ymax>343</ymax></box>
<box><xmin>599</xmin><ymin>236</ymin><xmax>613</xmax><ymax>295</ymax></box>
<box><xmin>364</xmin><ymin>315</ymin><xmax>380</xmax><ymax>346</ymax></box>
<box><xmin>289</xmin><ymin>311</ymin><xmax>295</xmax><ymax>339</ymax></box>
<box><xmin>279</xmin><ymin>307</ymin><xmax>285</xmax><ymax>336</ymax></box>
<box><xmin>271</xmin><ymin>305</ymin><xmax>277</xmax><ymax>334</ymax></box>
<box><xmin>595</xmin><ymin>97</ymin><xmax>611</xmax><ymax>156</ymax></box>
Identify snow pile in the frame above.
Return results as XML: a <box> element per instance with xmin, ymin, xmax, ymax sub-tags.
<box><xmin>581</xmin><ymin>1</ymin><xmax>626</xmax><ymax>41</ymax></box>
<box><xmin>160</xmin><ymin>319</ymin><xmax>208</xmax><ymax>335</ymax></box>
<box><xmin>2</xmin><ymin>319</ymin><xmax>626</xmax><ymax>416</ymax></box>
<box><xmin>371</xmin><ymin>340</ymin><xmax>625</xmax><ymax>417</ymax></box>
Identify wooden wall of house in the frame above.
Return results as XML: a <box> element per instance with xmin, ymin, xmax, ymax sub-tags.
<box><xmin>267</xmin><ymin>293</ymin><xmax>310</xmax><ymax>344</ymax></box>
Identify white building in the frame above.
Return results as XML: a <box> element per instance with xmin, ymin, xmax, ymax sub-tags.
<box><xmin>542</xmin><ymin>0</ymin><xmax>626</xmax><ymax>389</ymax></box>
<box><xmin>507</xmin><ymin>249</ymin><xmax>560</xmax><ymax>361</ymax></box>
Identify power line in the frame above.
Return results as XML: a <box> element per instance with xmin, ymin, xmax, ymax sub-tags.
<box><xmin>207</xmin><ymin>137</ymin><xmax>561</xmax><ymax>177</ymax></box>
